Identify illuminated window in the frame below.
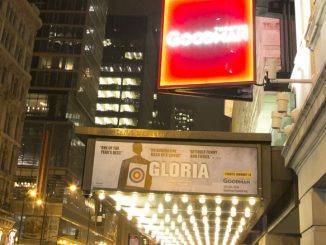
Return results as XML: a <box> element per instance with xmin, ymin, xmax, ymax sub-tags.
<box><xmin>96</xmin><ymin>103</ymin><xmax>119</xmax><ymax>112</ymax></box>
<box><xmin>98</xmin><ymin>90</ymin><xmax>121</xmax><ymax>98</ymax></box>
<box><xmin>103</xmin><ymin>39</ymin><xmax>112</xmax><ymax>47</ymax></box>
<box><xmin>124</xmin><ymin>52</ymin><xmax>143</xmax><ymax>60</ymax></box>
<box><xmin>39</xmin><ymin>57</ymin><xmax>52</xmax><ymax>69</ymax></box>
<box><xmin>120</xmin><ymin>104</ymin><xmax>138</xmax><ymax>113</ymax></box>
<box><xmin>153</xmin><ymin>93</ymin><xmax>158</xmax><ymax>100</ymax></box>
<box><xmin>26</xmin><ymin>93</ymin><xmax>49</xmax><ymax>114</ymax></box>
<box><xmin>122</xmin><ymin>78</ymin><xmax>141</xmax><ymax>86</ymax></box>
<box><xmin>99</xmin><ymin>77</ymin><xmax>121</xmax><ymax>85</ymax></box>
<box><xmin>65</xmin><ymin>58</ymin><xmax>74</xmax><ymax>70</ymax></box>
<box><xmin>95</xmin><ymin>117</ymin><xmax>118</xmax><ymax>125</ymax></box>
<box><xmin>119</xmin><ymin>118</ymin><xmax>137</xmax><ymax>126</ymax></box>
<box><xmin>121</xmin><ymin>91</ymin><xmax>140</xmax><ymax>99</ymax></box>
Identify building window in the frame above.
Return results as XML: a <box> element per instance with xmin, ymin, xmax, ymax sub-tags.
<box><xmin>98</xmin><ymin>90</ymin><xmax>121</xmax><ymax>98</ymax></box>
<box><xmin>124</xmin><ymin>52</ymin><xmax>143</xmax><ymax>60</ymax></box>
<box><xmin>119</xmin><ymin>118</ymin><xmax>137</xmax><ymax>126</ymax></box>
<box><xmin>95</xmin><ymin>117</ymin><xmax>118</xmax><ymax>125</ymax></box>
<box><xmin>122</xmin><ymin>78</ymin><xmax>141</xmax><ymax>86</ymax></box>
<box><xmin>120</xmin><ymin>104</ymin><xmax>138</xmax><ymax>113</ymax></box>
<box><xmin>99</xmin><ymin>77</ymin><xmax>121</xmax><ymax>85</ymax></box>
<box><xmin>26</xmin><ymin>93</ymin><xmax>49</xmax><ymax>115</ymax></box>
<box><xmin>96</xmin><ymin>103</ymin><xmax>119</xmax><ymax>112</ymax></box>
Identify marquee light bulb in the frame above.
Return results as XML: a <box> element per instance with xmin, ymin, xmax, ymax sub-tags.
<box><xmin>201</xmin><ymin>206</ymin><xmax>208</xmax><ymax>216</ymax></box>
<box><xmin>215</xmin><ymin>196</ymin><xmax>222</xmax><ymax>204</ymax></box>
<box><xmin>165</xmin><ymin>214</ymin><xmax>171</xmax><ymax>223</ymax></box>
<box><xmin>171</xmin><ymin>221</ymin><xmax>176</xmax><ymax>230</ymax></box>
<box><xmin>158</xmin><ymin>203</ymin><xmax>164</xmax><ymax>213</ymax></box>
<box><xmin>177</xmin><ymin>214</ymin><xmax>183</xmax><ymax>223</ymax></box>
<box><xmin>215</xmin><ymin>206</ymin><xmax>222</xmax><ymax>216</ymax></box>
<box><xmin>173</xmin><ymin>204</ymin><xmax>178</xmax><ymax>214</ymax></box>
<box><xmin>144</xmin><ymin>202</ymin><xmax>150</xmax><ymax>212</ymax></box>
<box><xmin>245</xmin><ymin>207</ymin><xmax>251</xmax><ymax>217</ymax></box>
<box><xmin>249</xmin><ymin>197</ymin><xmax>256</xmax><ymax>206</ymax></box>
<box><xmin>199</xmin><ymin>196</ymin><xmax>206</xmax><ymax>204</ymax></box>
<box><xmin>187</xmin><ymin>205</ymin><xmax>193</xmax><ymax>215</ymax></box>
<box><xmin>190</xmin><ymin>215</ymin><xmax>195</xmax><ymax>224</ymax></box>
<box><xmin>127</xmin><ymin>214</ymin><xmax>132</xmax><ymax>220</ymax></box>
<box><xmin>203</xmin><ymin>216</ymin><xmax>208</xmax><ymax>224</ymax></box>
<box><xmin>232</xmin><ymin>197</ymin><xmax>239</xmax><ymax>205</ymax></box>
<box><xmin>165</xmin><ymin>194</ymin><xmax>172</xmax><ymax>202</ymax></box>
<box><xmin>240</xmin><ymin>217</ymin><xmax>246</xmax><ymax>226</ymax></box>
<box><xmin>148</xmin><ymin>193</ymin><xmax>155</xmax><ymax>201</ymax></box>
<box><xmin>231</xmin><ymin>207</ymin><xmax>236</xmax><ymax>217</ymax></box>
<box><xmin>238</xmin><ymin>226</ymin><xmax>243</xmax><ymax>233</ymax></box>
<box><xmin>181</xmin><ymin>195</ymin><xmax>189</xmax><ymax>203</ymax></box>
<box><xmin>98</xmin><ymin>192</ymin><xmax>105</xmax><ymax>200</ymax></box>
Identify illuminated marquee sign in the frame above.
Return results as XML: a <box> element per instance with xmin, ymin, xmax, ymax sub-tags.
<box><xmin>91</xmin><ymin>141</ymin><xmax>258</xmax><ymax>195</ymax></box>
<box><xmin>158</xmin><ymin>0</ymin><xmax>255</xmax><ymax>89</ymax></box>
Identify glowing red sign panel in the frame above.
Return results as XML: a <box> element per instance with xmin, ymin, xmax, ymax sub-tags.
<box><xmin>159</xmin><ymin>0</ymin><xmax>255</xmax><ymax>89</ymax></box>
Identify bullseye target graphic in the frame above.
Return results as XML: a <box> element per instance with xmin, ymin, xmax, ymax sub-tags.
<box><xmin>126</xmin><ymin>163</ymin><xmax>148</xmax><ymax>188</ymax></box>
<box><xmin>129</xmin><ymin>167</ymin><xmax>145</xmax><ymax>183</ymax></box>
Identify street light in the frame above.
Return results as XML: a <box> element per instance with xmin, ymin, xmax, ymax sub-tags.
<box><xmin>17</xmin><ymin>189</ymin><xmax>37</xmax><ymax>245</ymax></box>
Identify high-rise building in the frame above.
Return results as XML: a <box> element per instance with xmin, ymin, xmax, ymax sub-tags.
<box><xmin>0</xmin><ymin>0</ymin><xmax>41</xmax><ymax>242</ymax></box>
<box><xmin>12</xmin><ymin>0</ymin><xmax>110</xmax><ymax>244</ymax></box>
<box><xmin>96</xmin><ymin>15</ymin><xmax>147</xmax><ymax>128</ymax></box>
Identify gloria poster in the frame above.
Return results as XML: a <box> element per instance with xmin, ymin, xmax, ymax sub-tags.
<box><xmin>91</xmin><ymin>141</ymin><xmax>258</xmax><ymax>195</ymax></box>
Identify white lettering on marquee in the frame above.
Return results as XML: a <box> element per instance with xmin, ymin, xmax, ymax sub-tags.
<box><xmin>149</xmin><ymin>161</ymin><xmax>209</xmax><ymax>179</ymax></box>
<box><xmin>166</xmin><ymin>24</ymin><xmax>249</xmax><ymax>48</ymax></box>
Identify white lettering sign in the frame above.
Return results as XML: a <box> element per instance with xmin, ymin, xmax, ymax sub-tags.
<box><xmin>166</xmin><ymin>24</ymin><xmax>249</xmax><ymax>48</ymax></box>
<box><xmin>149</xmin><ymin>162</ymin><xmax>209</xmax><ymax>178</ymax></box>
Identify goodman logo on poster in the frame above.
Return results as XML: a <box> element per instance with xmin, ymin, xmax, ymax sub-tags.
<box><xmin>158</xmin><ymin>0</ymin><xmax>255</xmax><ymax>89</ymax></box>
<box><xmin>92</xmin><ymin>141</ymin><xmax>258</xmax><ymax>195</ymax></box>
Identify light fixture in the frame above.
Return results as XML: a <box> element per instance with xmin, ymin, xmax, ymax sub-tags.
<box><xmin>216</xmin><ymin>206</ymin><xmax>222</xmax><ymax>216</ymax></box>
<box><xmin>165</xmin><ymin>194</ymin><xmax>172</xmax><ymax>202</ymax></box>
<box><xmin>36</xmin><ymin>199</ymin><xmax>43</xmax><ymax>206</ymax></box>
<box><xmin>201</xmin><ymin>206</ymin><xmax>208</xmax><ymax>216</ymax></box>
<box><xmin>165</xmin><ymin>214</ymin><xmax>171</xmax><ymax>223</ymax></box>
<box><xmin>69</xmin><ymin>184</ymin><xmax>77</xmax><ymax>192</ymax></box>
<box><xmin>181</xmin><ymin>195</ymin><xmax>189</xmax><ymax>203</ymax></box>
<box><xmin>232</xmin><ymin>197</ymin><xmax>239</xmax><ymax>205</ymax></box>
<box><xmin>245</xmin><ymin>207</ymin><xmax>251</xmax><ymax>217</ymax></box>
<box><xmin>199</xmin><ymin>196</ymin><xmax>206</xmax><ymax>204</ymax></box>
<box><xmin>187</xmin><ymin>205</ymin><xmax>193</xmax><ymax>215</ymax></box>
<box><xmin>177</xmin><ymin>214</ymin><xmax>182</xmax><ymax>223</ymax></box>
<box><xmin>148</xmin><ymin>193</ymin><xmax>155</xmax><ymax>201</ymax></box>
<box><xmin>28</xmin><ymin>189</ymin><xmax>37</xmax><ymax>197</ymax></box>
<box><xmin>249</xmin><ymin>197</ymin><xmax>256</xmax><ymax>206</ymax></box>
<box><xmin>231</xmin><ymin>207</ymin><xmax>236</xmax><ymax>217</ymax></box>
<box><xmin>172</xmin><ymin>204</ymin><xmax>178</xmax><ymax>214</ymax></box>
<box><xmin>98</xmin><ymin>192</ymin><xmax>105</xmax><ymax>200</ymax></box>
<box><xmin>158</xmin><ymin>203</ymin><xmax>164</xmax><ymax>213</ymax></box>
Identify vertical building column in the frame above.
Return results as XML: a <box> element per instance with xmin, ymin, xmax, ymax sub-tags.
<box><xmin>299</xmin><ymin>188</ymin><xmax>326</xmax><ymax>245</ymax></box>
<box><xmin>258</xmin><ymin>234</ymin><xmax>299</xmax><ymax>245</ymax></box>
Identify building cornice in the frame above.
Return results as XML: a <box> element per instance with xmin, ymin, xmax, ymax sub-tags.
<box><xmin>282</xmin><ymin>63</ymin><xmax>326</xmax><ymax>173</ymax></box>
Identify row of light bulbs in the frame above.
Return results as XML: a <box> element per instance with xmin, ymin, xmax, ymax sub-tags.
<box><xmin>102</xmin><ymin>192</ymin><xmax>258</xmax><ymax>245</ymax></box>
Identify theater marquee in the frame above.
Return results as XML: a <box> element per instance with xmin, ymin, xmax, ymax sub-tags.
<box><xmin>90</xmin><ymin>140</ymin><xmax>258</xmax><ymax>195</ymax></box>
<box><xmin>158</xmin><ymin>0</ymin><xmax>255</xmax><ymax>90</ymax></box>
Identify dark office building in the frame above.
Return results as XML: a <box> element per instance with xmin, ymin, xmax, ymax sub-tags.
<box><xmin>13</xmin><ymin>1</ymin><xmax>113</xmax><ymax>244</ymax></box>
<box><xmin>95</xmin><ymin>15</ymin><xmax>147</xmax><ymax>128</ymax></box>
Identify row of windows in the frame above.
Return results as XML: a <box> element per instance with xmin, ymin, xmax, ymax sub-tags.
<box><xmin>25</xmin><ymin>93</ymin><xmax>68</xmax><ymax>119</ymax></box>
<box><xmin>99</xmin><ymin>77</ymin><xmax>141</xmax><ymax>86</ymax></box>
<box><xmin>31</xmin><ymin>71</ymin><xmax>78</xmax><ymax>88</ymax></box>
<box><xmin>40</xmin><ymin>12</ymin><xmax>86</xmax><ymax>25</ymax></box>
<box><xmin>32</xmin><ymin>56</ymin><xmax>79</xmax><ymax>71</ymax></box>
<box><xmin>38</xmin><ymin>25</ymin><xmax>84</xmax><ymax>39</ymax></box>
<box><xmin>34</xmin><ymin>39</ymin><xmax>82</xmax><ymax>54</ymax></box>
<box><xmin>101</xmin><ymin>64</ymin><xmax>143</xmax><ymax>73</ymax></box>
<box><xmin>96</xmin><ymin>103</ymin><xmax>139</xmax><ymax>113</ymax></box>
<box><xmin>95</xmin><ymin>117</ymin><xmax>138</xmax><ymax>127</ymax></box>
<box><xmin>97</xmin><ymin>90</ymin><xmax>141</xmax><ymax>100</ymax></box>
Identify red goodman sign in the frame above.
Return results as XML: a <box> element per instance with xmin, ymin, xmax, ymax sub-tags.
<box><xmin>158</xmin><ymin>0</ymin><xmax>255</xmax><ymax>89</ymax></box>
